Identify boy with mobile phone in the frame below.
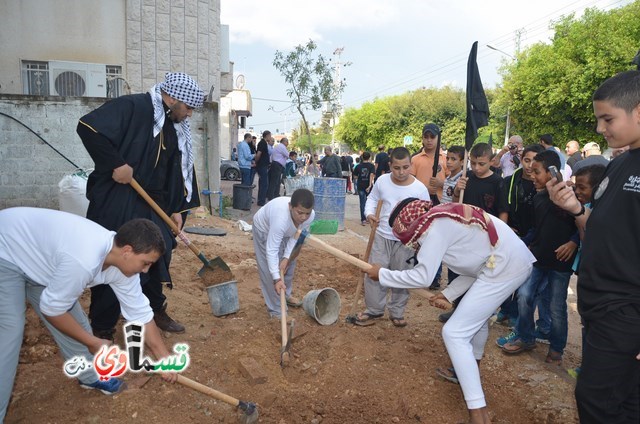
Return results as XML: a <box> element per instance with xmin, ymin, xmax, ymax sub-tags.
<box><xmin>502</xmin><ymin>150</ymin><xmax>578</xmax><ymax>365</ymax></box>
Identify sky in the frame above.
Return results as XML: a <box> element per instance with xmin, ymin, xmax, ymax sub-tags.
<box><xmin>220</xmin><ymin>0</ymin><xmax>631</xmax><ymax>137</ymax></box>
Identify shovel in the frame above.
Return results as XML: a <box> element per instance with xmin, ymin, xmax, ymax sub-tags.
<box><xmin>279</xmin><ymin>271</ymin><xmax>295</xmax><ymax>367</ymax></box>
<box><xmin>293</xmin><ymin>229</ymin><xmax>373</xmax><ymax>272</ymax></box>
<box><xmin>130</xmin><ymin>178</ymin><xmax>231</xmax><ymax>276</ymax></box>
<box><xmin>176</xmin><ymin>375</ymin><xmax>258</xmax><ymax>424</ymax></box>
<box><xmin>345</xmin><ymin>200</ymin><xmax>383</xmax><ymax>325</ymax></box>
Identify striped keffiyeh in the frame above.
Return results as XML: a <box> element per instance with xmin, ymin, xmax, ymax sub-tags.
<box><xmin>149</xmin><ymin>73</ymin><xmax>205</xmax><ymax>202</ymax></box>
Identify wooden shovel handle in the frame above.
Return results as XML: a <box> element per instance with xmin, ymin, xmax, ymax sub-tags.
<box><xmin>364</xmin><ymin>200</ymin><xmax>383</xmax><ymax>262</ymax></box>
<box><xmin>177</xmin><ymin>374</ymin><xmax>240</xmax><ymax>407</ymax></box>
<box><xmin>130</xmin><ymin>178</ymin><xmax>180</xmax><ymax>234</ymax></box>
<box><xmin>130</xmin><ymin>178</ymin><xmax>201</xmax><ymax>258</ymax></box>
<box><xmin>279</xmin><ymin>275</ymin><xmax>288</xmax><ymax>348</ymax></box>
<box><xmin>303</xmin><ymin>234</ymin><xmax>373</xmax><ymax>271</ymax></box>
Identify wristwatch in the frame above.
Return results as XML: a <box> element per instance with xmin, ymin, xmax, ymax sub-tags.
<box><xmin>570</xmin><ymin>204</ymin><xmax>586</xmax><ymax>217</ymax></box>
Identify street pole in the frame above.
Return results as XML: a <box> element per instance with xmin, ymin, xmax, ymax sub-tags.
<box><xmin>487</xmin><ymin>44</ymin><xmax>516</xmax><ymax>146</ymax></box>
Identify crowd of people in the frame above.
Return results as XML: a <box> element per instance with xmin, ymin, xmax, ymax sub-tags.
<box><xmin>2</xmin><ymin>67</ymin><xmax>639</xmax><ymax>424</ymax></box>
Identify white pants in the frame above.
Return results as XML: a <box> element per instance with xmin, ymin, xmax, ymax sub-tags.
<box><xmin>252</xmin><ymin>228</ymin><xmax>296</xmax><ymax>318</ymax></box>
<box><xmin>442</xmin><ymin>267</ymin><xmax>531</xmax><ymax>409</ymax></box>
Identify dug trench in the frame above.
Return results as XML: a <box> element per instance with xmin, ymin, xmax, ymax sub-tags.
<box><xmin>7</xmin><ymin>213</ymin><xmax>580</xmax><ymax>423</ymax></box>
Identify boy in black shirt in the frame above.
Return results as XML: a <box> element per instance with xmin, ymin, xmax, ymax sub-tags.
<box><xmin>502</xmin><ymin>150</ymin><xmax>577</xmax><ymax>364</ymax></box>
<box><xmin>494</xmin><ymin>144</ymin><xmax>545</xmax><ymax>327</ymax></box>
<box><xmin>353</xmin><ymin>151</ymin><xmax>376</xmax><ymax>225</ymax></box>
<box><xmin>452</xmin><ymin>143</ymin><xmax>502</xmax><ymax>216</ymax></box>
<box><xmin>440</xmin><ymin>143</ymin><xmax>502</xmax><ymax>323</ymax></box>
<box><xmin>547</xmin><ymin>70</ymin><xmax>640</xmax><ymax>423</ymax></box>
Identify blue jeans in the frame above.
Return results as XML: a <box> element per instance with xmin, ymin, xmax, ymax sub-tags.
<box><xmin>535</xmin><ymin>282</ymin><xmax>552</xmax><ymax>335</ymax></box>
<box><xmin>256</xmin><ymin>166</ymin><xmax>269</xmax><ymax>205</ymax></box>
<box><xmin>357</xmin><ymin>189</ymin><xmax>368</xmax><ymax>221</ymax></box>
<box><xmin>240</xmin><ymin>167</ymin><xmax>251</xmax><ymax>186</ymax></box>
<box><xmin>516</xmin><ymin>266</ymin><xmax>572</xmax><ymax>354</ymax></box>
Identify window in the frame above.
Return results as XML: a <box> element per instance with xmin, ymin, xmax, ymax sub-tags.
<box><xmin>22</xmin><ymin>61</ymin><xmax>49</xmax><ymax>95</ymax></box>
<box><xmin>106</xmin><ymin>65</ymin><xmax>125</xmax><ymax>98</ymax></box>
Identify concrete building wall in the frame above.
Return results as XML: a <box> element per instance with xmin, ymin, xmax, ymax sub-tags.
<box><xmin>0</xmin><ymin>0</ymin><xmax>225</xmax><ymax>211</ymax></box>
<box><xmin>0</xmin><ymin>0</ymin><xmax>221</xmax><ymax>100</ymax></box>
<box><xmin>0</xmin><ymin>0</ymin><xmax>127</xmax><ymax>94</ymax></box>
<box><xmin>0</xmin><ymin>95</ymin><xmax>213</xmax><ymax>210</ymax></box>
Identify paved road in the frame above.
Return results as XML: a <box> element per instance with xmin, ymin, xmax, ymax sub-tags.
<box><xmin>218</xmin><ymin>177</ymin><xmax>371</xmax><ymax>238</ymax></box>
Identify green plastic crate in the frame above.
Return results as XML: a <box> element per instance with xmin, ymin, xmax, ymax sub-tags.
<box><xmin>310</xmin><ymin>219</ymin><xmax>339</xmax><ymax>235</ymax></box>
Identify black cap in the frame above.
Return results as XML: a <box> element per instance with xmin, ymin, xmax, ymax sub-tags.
<box><xmin>422</xmin><ymin>123</ymin><xmax>441</xmax><ymax>137</ymax></box>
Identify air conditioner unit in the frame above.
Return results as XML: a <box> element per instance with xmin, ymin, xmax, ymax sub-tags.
<box><xmin>48</xmin><ymin>61</ymin><xmax>107</xmax><ymax>97</ymax></box>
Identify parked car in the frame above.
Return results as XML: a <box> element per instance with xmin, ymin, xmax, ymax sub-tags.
<box><xmin>220</xmin><ymin>158</ymin><xmax>241</xmax><ymax>181</ymax></box>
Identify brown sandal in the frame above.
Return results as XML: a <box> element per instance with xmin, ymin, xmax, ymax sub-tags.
<box><xmin>390</xmin><ymin>317</ymin><xmax>408</xmax><ymax>327</ymax></box>
<box><xmin>354</xmin><ymin>312</ymin><xmax>382</xmax><ymax>326</ymax></box>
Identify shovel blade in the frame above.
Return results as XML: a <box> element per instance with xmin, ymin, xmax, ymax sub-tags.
<box><xmin>197</xmin><ymin>256</ymin><xmax>231</xmax><ymax>277</ymax></box>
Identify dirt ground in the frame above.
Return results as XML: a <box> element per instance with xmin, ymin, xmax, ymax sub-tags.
<box><xmin>6</xmin><ymin>190</ymin><xmax>582</xmax><ymax>424</ymax></box>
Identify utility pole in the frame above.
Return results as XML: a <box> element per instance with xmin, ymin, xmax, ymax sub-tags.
<box><xmin>331</xmin><ymin>47</ymin><xmax>344</xmax><ymax>154</ymax></box>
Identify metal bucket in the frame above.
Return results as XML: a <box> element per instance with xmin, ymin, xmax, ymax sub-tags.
<box><xmin>302</xmin><ymin>288</ymin><xmax>341</xmax><ymax>325</ymax></box>
<box><xmin>206</xmin><ymin>280</ymin><xmax>239</xmax><ymax>316</ymax></box>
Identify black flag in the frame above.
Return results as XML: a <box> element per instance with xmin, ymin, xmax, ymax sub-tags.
<box><xmin>465</xmin><ymin>41</ymin><xmax>489</xmax><ymax>151</ymax></box>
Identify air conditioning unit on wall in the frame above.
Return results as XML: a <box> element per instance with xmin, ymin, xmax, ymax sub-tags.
<box><xmin>48</xmin><ymin>61</ymin><xmax>107</xmax><ymax>97</ymax></box>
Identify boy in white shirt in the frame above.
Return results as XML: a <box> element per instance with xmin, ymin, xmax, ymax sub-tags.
<box><xmin>0</xmin><ymin>208</ymin><xmax>178</xmax><ymax>422</ymax></box>
<box><xmin>252</xmin><ymin>189</ymin><xmax>315</xmax><ymax>318</ymax></box>
<box><xmin>355</xmin><ymin>147</ymin><xmax>430</xmax><ymax>327</ymax></box>
<box><xmin>365</xmin><ymin>200</ymin><xmax>535</xmax><ymax>424</ymax></box>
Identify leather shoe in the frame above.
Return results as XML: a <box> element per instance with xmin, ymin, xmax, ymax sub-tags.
<box><xmin>154</xmin><ymin>304</ymin><xmax>185</xmax><ymax>333</ymax></box>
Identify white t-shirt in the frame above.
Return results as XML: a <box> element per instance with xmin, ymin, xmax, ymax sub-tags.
<box><xmin>364</xmin><ymin>174</ymin><xmax>430</xmax><ymax>240</ymax></box>
<box><xmin>0</xmin><ymin>207</ymin><xmax>153</xmax><ymax>323</ymax></box>
<box><xmin>379</xmin><ymin>214</ymin><xmax>536</xmax><ymax>300</ymax></box>
<box><xmin>252</xmin><ymin>197</ymin><xmax>315</xmax><ymax>280</ymax></box>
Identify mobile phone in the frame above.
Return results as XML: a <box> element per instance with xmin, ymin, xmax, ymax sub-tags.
<box><xmin>548</xmin><ymin>165</ymin><xmax>562</xmax><ymax>182</ymax></box>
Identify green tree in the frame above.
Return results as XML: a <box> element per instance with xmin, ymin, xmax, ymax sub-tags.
<box><xmin>273</xmin><ymin>40</ymin><xmax>348</xmax><ymax>154</ymax></box>
<box><xmin>335</xmin><ymin>86</ymin><xmax>498</xmax><ymax>153</ymax></box>
<box><xmin>497</xmin><ymin>2</ymin><xmax>640</xmax><ymax>146</ymax></box>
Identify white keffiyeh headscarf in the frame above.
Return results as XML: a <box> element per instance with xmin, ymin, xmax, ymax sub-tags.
<box><xmin>149</xmin><ymin>72</ymin><xmax>205</xmax><ymax>202</ymax></box>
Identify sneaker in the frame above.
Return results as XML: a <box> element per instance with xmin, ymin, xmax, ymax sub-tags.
<box><xmin>496</xmin><ymin>330</ymin><xmax>518</xmax><ymax>348</ymax></box>
<box><xmin>80</xmin><ymin>378</ymin><xmax>126</xmax><ymax>395</ymax></box>
<box><xmin>534</xmin><ymin>328</ymin><xmax>550</xmax><ymax>345</ymax></box>
<box><xmin>502</xmin><ymin>337</ymin><xmax>536</xmax><ymax>354</ymax></box>
<box><xmin>154</xmin><ymin>304</ymin><xmax>185</xmax><ymax>333</ymax></box>
<box><xmin>438</xmin><ymin>310</ymin><xmax>454</xmax><ymax>323</ymax></box>
<box><xmin>361</xmin><ymin>220</ymin><xmax>368</xmax><ymax>226</ymax></box>
<box><xmin>495</xmin><ymin>311</ymin><xmax>509</xmax><ymax>323</ymax></box>
<box><xmin>567</xmin><ymin>367</ymin><xmax>581</xmax><ymax>379</ymax></box>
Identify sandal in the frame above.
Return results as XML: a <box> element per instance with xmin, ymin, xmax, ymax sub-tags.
<box><xmin>390</xmin><ymin>317</ymin><xmax>408</xmax><ymax>327</ymax></box>
<box><xmin>435</xmin><ymin>367</ymin><xmax>459</xmax><ymax>384</ymax></box>
<box><xmin>355</xmin><ymin>312</ymin><xmax>383</xmax><ymax>326</ymax></box>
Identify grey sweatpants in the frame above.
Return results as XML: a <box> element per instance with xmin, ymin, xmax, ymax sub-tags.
<box><xmin>0</xmin><ymin>258</ymin><xmax>98</xmax><ymax>422</ymax></box>
<box><xmin>252</xmin><ymin>228</ymin><xmax>297</xmax><ymax>318</ymax></box>
<box><xmin>363</xmin><ymin>234</ymin><xmax>413</xmax><ymax>319</ymax></box>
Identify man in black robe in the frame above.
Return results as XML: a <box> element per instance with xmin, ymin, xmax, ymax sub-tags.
<box><xmin>78</xmin><ymin>72</ymin><xmax>205</xmax><ymax>340</ymax></box>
